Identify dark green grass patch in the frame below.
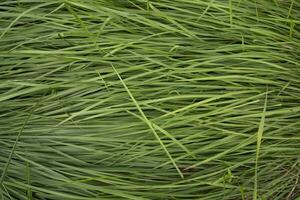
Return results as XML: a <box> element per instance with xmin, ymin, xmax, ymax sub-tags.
<box><xmin>0</xmin><ymin>0</ymin><xmax>300</xmax><ymax>199</ymax></box>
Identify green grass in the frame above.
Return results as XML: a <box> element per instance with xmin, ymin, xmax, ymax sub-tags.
<box><xmin>0</xmin><ymin>0</ymin><xmax>300</xmax><ymax>199</ymax></box>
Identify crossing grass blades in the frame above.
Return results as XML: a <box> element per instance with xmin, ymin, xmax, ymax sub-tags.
<box><xmin>0</xmin><ymin>0</ymin><xmax>300</xmax><ymax>199</ymax></box>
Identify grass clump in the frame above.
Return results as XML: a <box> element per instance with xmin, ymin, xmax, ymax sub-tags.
<box><xmin>0</xmin><ymin>0</ymin><xmax>300</xmax><ymax>199</ymax></box>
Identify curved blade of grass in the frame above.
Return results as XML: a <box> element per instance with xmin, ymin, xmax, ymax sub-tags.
<box><xmin>253</xmin><ymin>90</ymin><xmax>268</xmax><ymax>200</ymax></box>
<box><xmin>111</xmin><ymin>64</ymin><xmax>184</xmax><ymax>179</ymax></box>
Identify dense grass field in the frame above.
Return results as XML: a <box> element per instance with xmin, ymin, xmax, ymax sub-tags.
<box><xmin>0</xmin><ymin>0</ymin><xmax>300</xmax><ymax>199</ymax></box>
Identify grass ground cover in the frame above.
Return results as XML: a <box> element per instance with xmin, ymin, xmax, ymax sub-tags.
<box><xmin>0</xmin><ymin>0</ymin><xmax>300</xmax><ymax>199</ymax></box>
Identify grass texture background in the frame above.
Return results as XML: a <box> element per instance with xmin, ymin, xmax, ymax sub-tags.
<box><xmin>0</xmin><ymin>0</ymin><xmax>300</xmax><ymax>199</ymax></box>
